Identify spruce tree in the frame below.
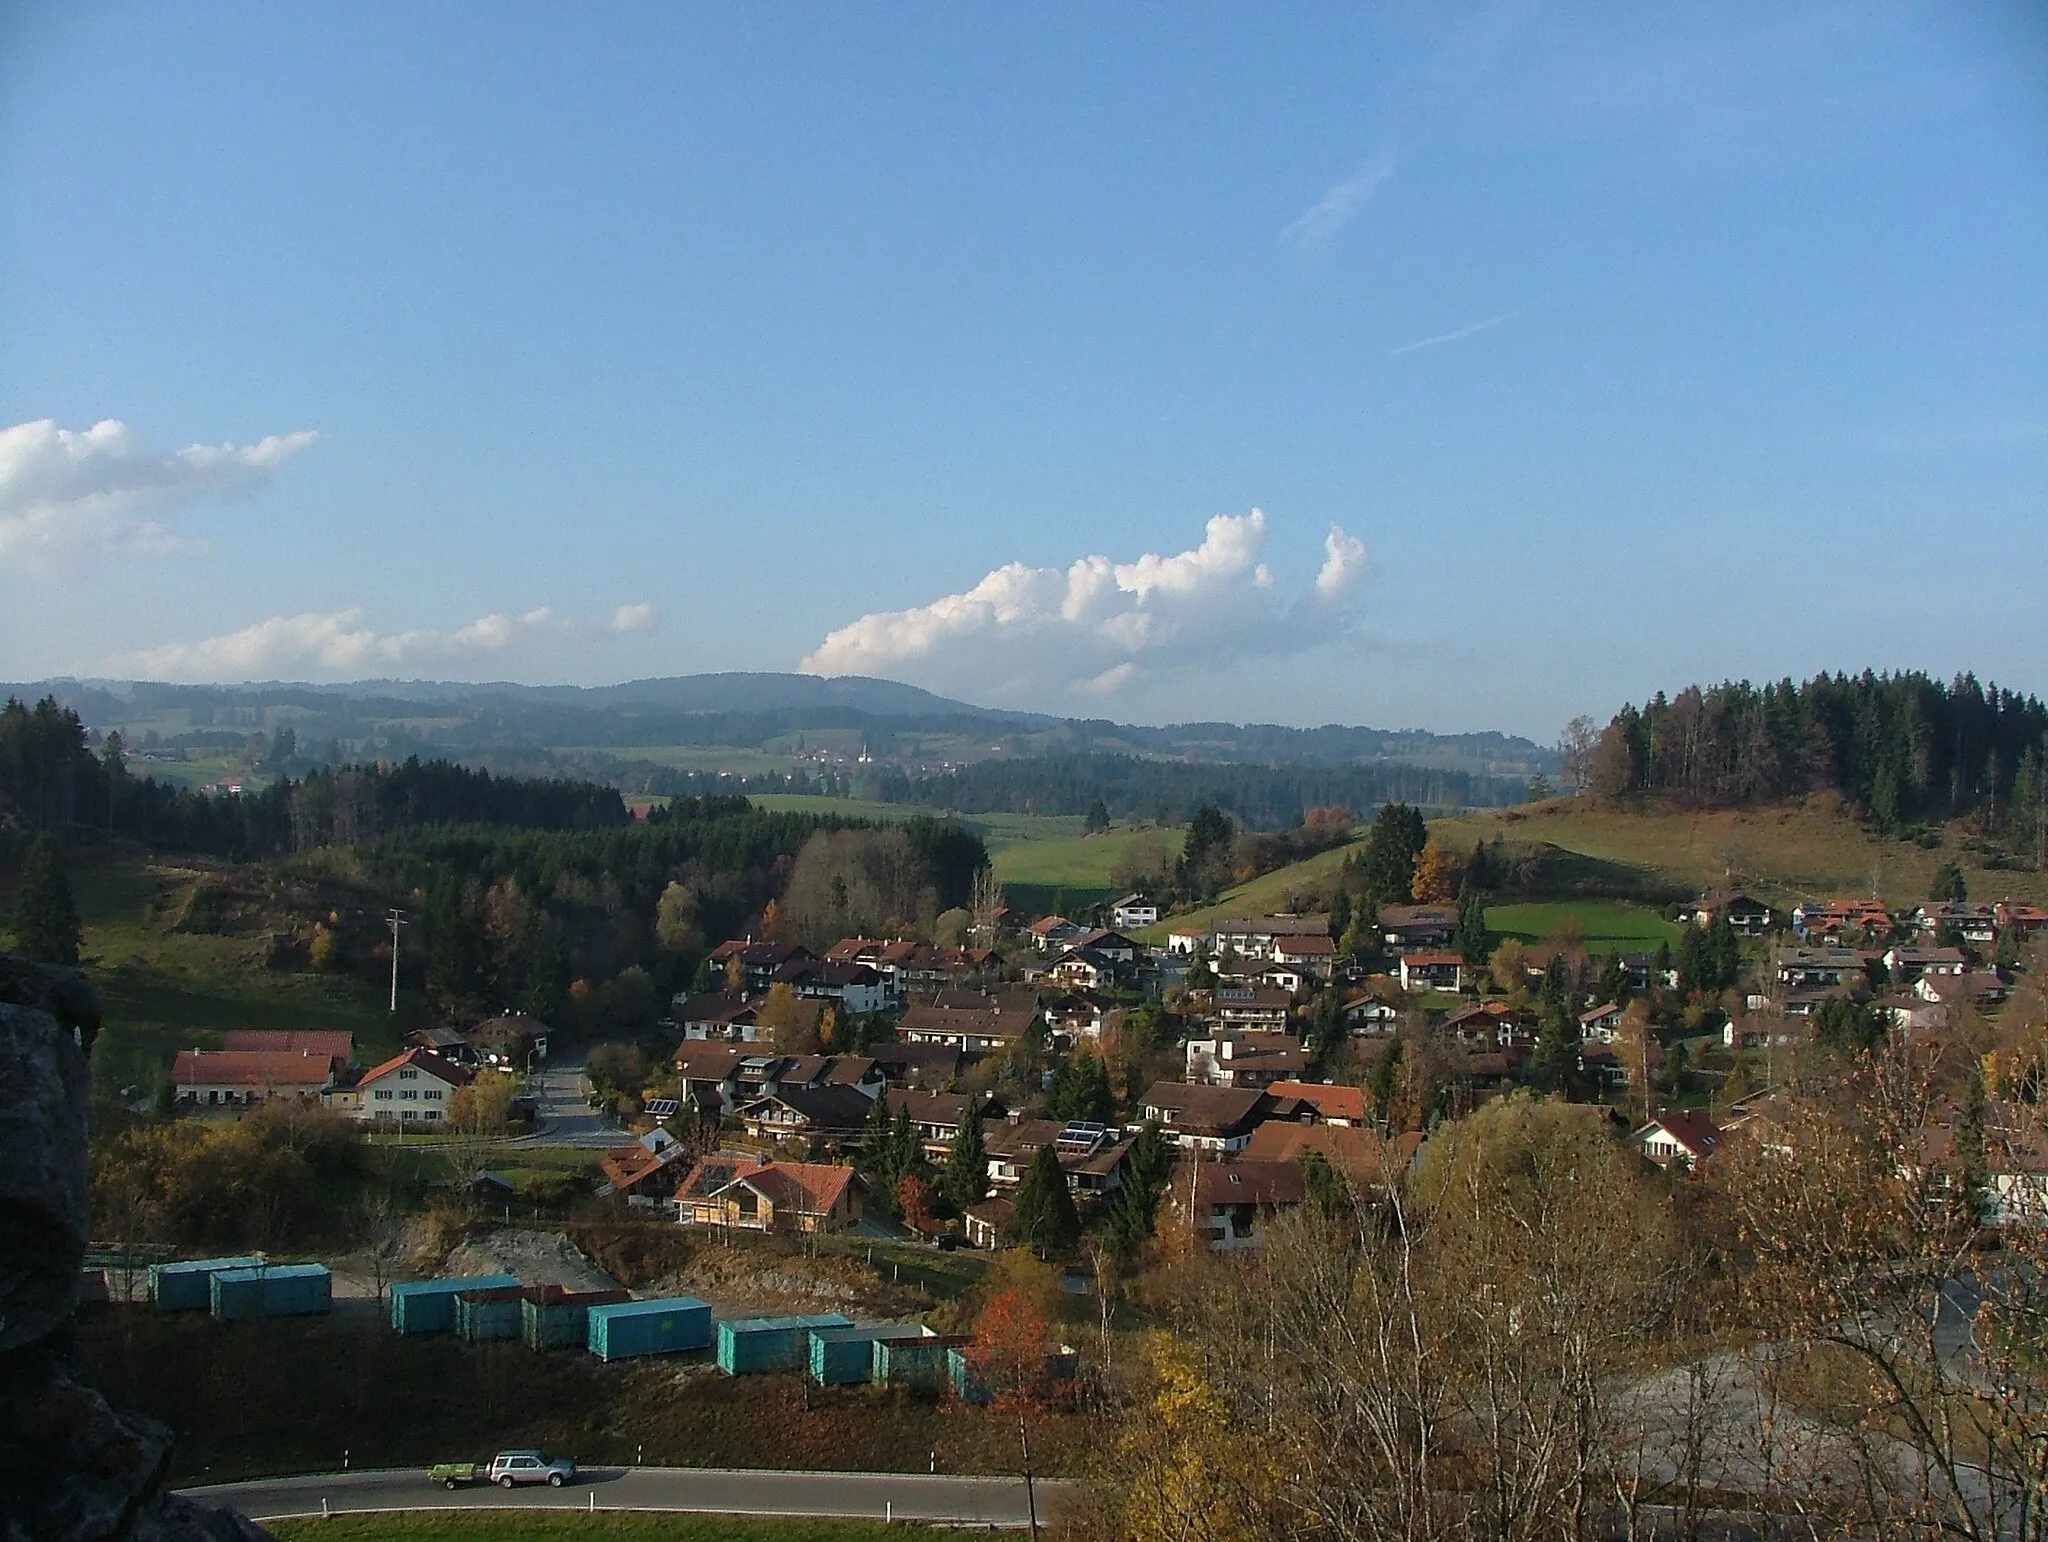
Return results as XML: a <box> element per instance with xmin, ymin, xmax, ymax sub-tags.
<box><xmin>12</xmin><ymin>833</ymin><xmax>81</xmax><ymax>966</ymax></box>
<box><xmin>945</xmin><ymin>1097</ymin><xmax>988</xmax><ymax>1210</ymax></box>
<box><xmin>1011</xmin><ymin>1141</ymin><xmax>1080</xmax><ymax>1255</ymax></box>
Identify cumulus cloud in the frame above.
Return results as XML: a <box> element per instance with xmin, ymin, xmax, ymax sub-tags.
<box><xmin>1281</xmin><ymin>152</ymin><xmax>1400</xmax><ymax>249</ymax></box>
<box><xmin>108</xmin><ymin>603</ymin><xmax>637</xmax><ymax>683</ymax></box>
<box><xmin>609</xmin><ymin>602</ymin><xmax>655</xmax><ymax>633</ymax></box>
<box><xmin>799</xmin><ymin>510</ymin><xmax>1366</xmax><ymax>705</ymax></box>
<box><xmin>0</xmin><ymin>417</ymin><xmax>318</xmax><ymax>568</ymax></box>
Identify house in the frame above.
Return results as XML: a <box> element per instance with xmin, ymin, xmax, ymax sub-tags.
<box><xmin>736</xmin><ymin>1084</ymin><xmax>881</xmax><ymax>1145</ymax></box>
<box><xmin>1212</xmin><ymin>987</ymin><xmax>1293</xmax><ymax>1031</ymax></box>
<box><xmin>1262</xmin><ymin>1080</ymin><xmax>1368</xmax><ymax>1126</ymax></box>
<box><xmin>773</xmin><ymin>959</ymin><xmax>889</xmax><ymax>1016</ymax></box>
<box><xmin>864</xmin><ymin>1041</ymin><xmax>965</xmax><ymax>1089</ymax></box>
<box><xmin>672</xmin><ymin>991</ymin><xmax>763</xmax><ymax>1043</ymax></box>
<box><xmin>1044</xmin><ymin>990</ymin><xmax>1109</xmax><ymax>1039</ymax></box>
<box><xmin>1110</xmin><ymin>894</ymin><xmax>1160</xmax><ymax>930</ymax></box>
<box><xmin>222</xmin><ymin>1029</ymin><xmax>355</xmax><ymax>1065</ymax></box>
<box><xmin>1166</xmin><ymin>927</ymin><xmax>1207</xmax><ymax>956</ymax></box>
<box><xmin>1184</xmin><ymin>1033</ymin><xmax>1312</xmax><ymax>1090</ymax></box>
<box><xmin>1208</xmin><ymin>915</ymin><xmax>1334</xmax><ymax>962</ymax></box>
<box><xmin>1165</xmin><ymin>1158</ymin><xmax>1307</xmax><ymax>1250</ymax></box>
<box><xmin>173</xmin><ymin>1049</ymin><xmax>336</xmax><ymax>1111</ymax></box>
<box><xmin>1377</xmin><ymin>905</ymin><xmax>1459</xmax><ymax>953</ymax></box>
<box><xmin>1881</xmin><ymin>946</ymin><xmax>1968</xmax><ymax>984</ymax></box>
<box><xmin>350</xmin><ymin>1047</ymin><xmax>474</xmax><ymax>1127</ymax></box>
<box><xmin>1136</xmin><ymin>1082</ymin><xmax>1276</xmax><ymax>1151</ymax></box>
<box><xmin>1270</xmin><ymin>932</ymin><xmax>1338</xmax><ymax>980</ymax></box>
<box><xmin>707</xmin><ymin>940</ymin><xmax>817</xmax><ymax>993</ymax></box>
<box><xmin>898</xmin><ymin>944</ymin><xmax>1001</xmax><ymax>990</ymax></box>
<box><xmin>1637</xmin><ymin>1111</ymin><xmax>1722</xmax><ymax>1169</ymax></box>
<box><xmin>468</xmin><ymin>1013</ymin><xmax>550</xmax><ymax>1067</ymax></box>
<box><xmin>1916</xmin><ymin>971</ymin><xmax>2010</xmax><ymax>1007</ymax></box>
<box><xmin>1792</xmin><ymin>898</ymin><xmax>1896</xmax><ymax>942</ymax></box>
<box><xmin>1618</xmin><ymin>952</ymin><xmax>1681</xmax><ymax>992</ymax></box>
<box><xmin>1025</xmin><ymin>915</ymin><xmax>1087</xmax><ymax>953</ymax></box>
<box><xmin>406</xmin><ymin>1026</ymin><xmax>473</xmax><ymax>1062</ymax></box>
<box><xmin>1039</xmin><ymin>947</ymin><xmax>1114</xmax><ymax>992</ymax></box>
<box><xmin>673</xmin><ymin>1156</ymin><xmax>861</xmax><ymax>1234</ymax></box>
<box><xmin>1070</xmin><ymin>928</ymin><xmax>1142</xmax><ymax>966</ymax></box>
<box><xmin>1340</xmin><ymin>993</ymin><xmax>1402</xmax><ymax>1035</ymax></box>
<box><xmin>1912</xmin><ymin>903</ymin><xmax>1998</xmax><ymax>946</ymax></box>
<box><xmin>599</xmin><ymin>1130</ymin><xmax>695</xmax><ymax>1201</ymax></box>
<box><xmin>877</xmin><ymin>1088</ymin><xmax>1007</xmax><ymax>1161</ymax></box>
<box><xmin>1776</xmin><ymin>948</ymin><xmax>1867</xmax><ymax>990</ymax></box>
<box><xmin>1243</xmin><ymin>1122</ymin><xmax>1423</xmax><ymax>1189</ymax></box>
<box><xmin>1689</xmin><ymin>891</ymin><xmax>1773</xmax><ymax>935</ymax></box>
<box><xmin>983</xmin><ymin>1116</ymin><xmax>1135</xmax><ymax>1198</ymax></box>
<box><xmin>1723</xmin><ymin>1013</ymin><xmax>1807</xmax><ymax>1050</ymax></box>
<box><xmin>1994</xmin><ymin>901</ymin><xmax>2048</xmax><ymax>940</ymax></box>
<box><xmin>962</xmin><ymin>1197</ymin><xmax>1016</xmax><ymax>1250</ymax></box>
<box><xmin>1578</xmin><ymin>1002</ymin><xmax>1625</xmax><ymax>1044</ymax></box>
<box><xmin>1921</xmin><ymin>1104</ymin><xmax>2048</xmax><ymax>1226</ymax></box>
<box><xmin>1398</xmin><ymin>952</ymin><xmax>1466</xmax><ymax>993</ymax></box>
<box><xmin>899</xmin><ymin>996</ymin><xmax>1040</xmax><ymax>1053</ymax></box>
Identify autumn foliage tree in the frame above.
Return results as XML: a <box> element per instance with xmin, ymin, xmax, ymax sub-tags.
<box><xmin>1411</xmin><ymin>837</ymin><xmax>1455</xmax><ymax>904</ymax></box>
<box><xmin>966</xmin><ymin>1282</ymin><xmax>1069</xmax><ymax>1539</ymax></box>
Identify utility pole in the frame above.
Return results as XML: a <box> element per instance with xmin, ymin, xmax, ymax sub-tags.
<box><xmin>386</xmin><ymin>909</ymin><xmax>408</xmax><ymax>1014</ymax></box>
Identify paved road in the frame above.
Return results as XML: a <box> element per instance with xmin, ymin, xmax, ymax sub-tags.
<box><xmin>511</xmin><ymin>1055</ymin><xmax>629</xmax><ymax>1148</ymax></box>
<box><xmin>180</xmin><ymin>1466</ymin><xmax>1068</xmax><ymax>1528</ymax></box>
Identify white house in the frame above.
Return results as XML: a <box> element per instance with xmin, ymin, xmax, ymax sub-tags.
<box><xmin>350</xmin><ymin>1046</ymin><xmax>474</xmax><ymax>1126</ymax></box>
<box><xmin>1110</xmin><ymin>894</ymin><xmax>1161</xmax><ymax>930</ymax></box>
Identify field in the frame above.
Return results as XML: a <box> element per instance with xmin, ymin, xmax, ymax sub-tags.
<box><xmin>1482</xmin><ymin>901</ymin><xmax>1681</xmax><ymax>949</ymax></box>
<box><xmin>1431</xmin><ymin>796</ymin><xmax>2048</xmax><ymax>911</ymax></box>
<box><xmin>270</xmin><ymin>1517</ymin><xmax>932</xmax><ymax>1542</ymax></box>
<box><xmin>79</xmin><ymin>1307</ymin><xmax>1093</xmax><ymax>1486</ymax></box>
<box><xmin>1134</xmin><ymin>840</ymin><xmax>1356</xmax><ymax>941</ymax></box>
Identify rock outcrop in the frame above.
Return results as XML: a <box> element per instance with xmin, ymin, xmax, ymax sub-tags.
<box><xmin>0</xmin><ymin>951</ymin><xmax>269</xmax><ymax>1542</ymax></box>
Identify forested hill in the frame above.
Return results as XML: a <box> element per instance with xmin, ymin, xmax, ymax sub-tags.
<box><xmin>1582</xmin><ymin>670</ymin><xmax>2048</xmax><ymax>832</ymax></box>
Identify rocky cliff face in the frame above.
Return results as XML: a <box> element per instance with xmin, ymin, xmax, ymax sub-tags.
<box><xmin>0</xmin><ymin>952</ymin><xmax>269</xmax><ymax>1542</ymax></box>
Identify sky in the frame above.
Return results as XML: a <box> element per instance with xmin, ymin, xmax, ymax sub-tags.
<box><xmin>2</xmin><ymin>2</ymin><xmax>2044</xmax><ymax>739</ymax></box>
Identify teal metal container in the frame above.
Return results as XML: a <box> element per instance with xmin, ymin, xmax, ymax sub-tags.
<box><xmin>716</xmin><ymin>1313</ymin><xmax>854</xmax><ymax>1375</ymax></box>
<box><xmin>947</xmin><ymin>1347</ymin><xmax>991</xmax><ymax>1404</ymax></box>
<box><xmin>388</xmin><ymin>1274</ymin><xmax>519</xmax><ymax>1334</ymax></box>
<box><xmin>147</xmin><ymin>1256</ymin><xmax>262</xmax><ymax>1312</ymax></box>
<box><xmin>807</xmin><ymin>1322</ymin><xmax>924</xmax><ymax>1386</ymax></box>
<box><xmin>454</xmin><ymin>1285</ymin><xmax>529</xmax><ymax>1341</ymax></box>
<box><xmin>210</xmin><ymin>1264</ymin><xmax>331</xmax><ymax>1320</ymax></box>
<box><xmin>874</xmin><ymin>1331</ymin><xmax>970</xmax><ymax>1390</ymax></box>
<box><xmin>586</xmin><ymin>1297</ymin><xmax>712</xmax><ymax>1361</ymax></box>
<box><xmin>522</xmin><ymin>1287</ymin><xmax>632</xmax><ymax>1349</ymax></box>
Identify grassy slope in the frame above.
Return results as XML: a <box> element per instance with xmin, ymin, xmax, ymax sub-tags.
<box><xmin>1484</xmin><ymin>900</ymin><xmax>1680</xmax><ymax>948</ymax></box>
<box><xmin>1134</xmin><ymin>841</ymin><xmax>1356</xmax><ymax>941</ymax></box>
<box><xmin>271</xmin><ymin>1518</ymin><xmax>932</xmax><ymax>1542</ymax></box>
<box><xmin>1432</xmin><ymin>796</ymin><xmax>2048</xmax><ymax>911</ymax></box>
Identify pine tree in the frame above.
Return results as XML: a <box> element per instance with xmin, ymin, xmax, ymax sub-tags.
<box><xmin>12</xmin><ymin>833</ymin><xmax>81</xmax><ymax>966</ymax></box>
<box><xmin>1306</xmin><ymin>989</ymin><xmax>1345</xmax><ymax>1066</ymax></box>
<box><xmin>1453</xmin><ymin>884</ymin><xmax>1489</xmax><ymax>963</ymax></box>
<box><xmin>945</xmin><ymin>1097</ymin><xmax>988</xmax><ymax>1210</ymax></box>
<box><xmin>1368</xmin><ymin>1035</ymin><xmax>1405</xmax><ymax>1129</ymax></box>
<box><xmin>1010</xmin><ymin>1141</ymin><xmax>1080</xmax><ymax>1255</ymax></box>
<box><xmin>1534</xmin><ymin>997</ymin><xmax>1581</xmax><ymax>1092</ymax></box>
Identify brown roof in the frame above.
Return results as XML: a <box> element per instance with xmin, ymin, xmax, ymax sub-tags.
<box><xmin>1209</xmin><ymin>915</ymin><xmax>1332</xmax><ymax>936</ymax></box>
<box><xmin>1243</xmin><ymin>1121</ymin><xmax>1421</xmax><ymax>1182</ymax></box>
<box><xmin>357</xmin><ymin>1045</ymin><xmax>476</xmax><ymax>1089</ymax></box>
<box><xmin>221</xmin><ymin>1029</ymin><xmax>354</xmax><ymax>1063</ymax></box>
<box><xmin>600</xmin><ymin>1139</ymin><xmax>691</xmax><ymax>1191</ymax></box>
<box><xmin>729</xmin><ymin>1160</ymin><xmax>857</xmax><ymax>1217</ymax></box>
<box><xmin>172</xmin><ymin>1049</ymin><xmax>337</xmax><ymax>1089</ymax></box>
<box><xmin>672</xmin><ymin>1042</ymin><xmax>754</xmax><ymax>1079</ymax></box>
<box><xmin>1642</xmin><ymin>1110</ymin><xmax>1721</xmax><ymax>1160</ymax></box>
<box><xmin>1178</xmin><ymin>1157</ymin><xmax>1308</xmax><ymax>1210</ymax></box>
<box><xmin>1401</xmin><ymin>952</ymin><xmax>1465</xmax><ymax>968</ymax></box>
<box><xmin>1263</xmin><ymin>1081</ymin><xmax>1368</xmax><ymax>1122</ymax></box>
<box><xmin>1139</xmin><ymin>1081</ymin><xmax>1273</xmax><ymax>1136</ymax></box>
<box><xmin>1272</xmin><ymin>934</ymin><xmax>1337</xmax><ymax>957</ymax></box>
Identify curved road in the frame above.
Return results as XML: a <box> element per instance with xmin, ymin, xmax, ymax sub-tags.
<box><xmin>180</xmin><ymin>1465</ymin><xmax>1069</xmax><ymax>1529</ymax></box>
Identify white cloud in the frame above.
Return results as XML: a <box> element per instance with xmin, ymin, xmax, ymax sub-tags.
<box><xmin>1281</xmin><ymin>152</ymin><xmax>1400</xmax><ymax>249</ymax></box>
<box><xmin>0</xmin><ymin>417</ymin><xmax>317</xmax><ymax>569</ymax></box>
<box><xmin>799</xmin><ymin>510</ymin><xmax>1367</xmax><ymax>706</ymax></box>
<box><xmin>108</xmin><ymin>603</ymin><xmax>634</xmax><ymax>682</ymax></box>
<box><xmin>609</xmin><ymin>602</ymin><xmax>655</xmax><ymax>633</ymax></box>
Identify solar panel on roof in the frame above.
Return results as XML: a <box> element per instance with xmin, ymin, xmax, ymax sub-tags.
<box><xmin>645</xmin><ymin>1098</ymin><xmax>680</xmax><ymax>1118</ymax></box>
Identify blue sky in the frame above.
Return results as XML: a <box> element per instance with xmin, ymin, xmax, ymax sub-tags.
<box><xmin>3</xmin><ymin>2</ymin><xmax>2043</xmax><ymax>738</ymax></box>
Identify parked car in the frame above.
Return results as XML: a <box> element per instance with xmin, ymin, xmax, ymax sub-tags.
<box><xmin>487</xmin><ymin>1451</ymin><xmax>576</xmax><ymax>1488</ymax></box>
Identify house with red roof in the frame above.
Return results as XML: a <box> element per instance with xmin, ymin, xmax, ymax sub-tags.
<box><xmin>173</xmin><ymin>1048</ymin><xmax>338</xmax><ymax>1111</ymax></box>
<box><xmin>671</xmin><ymin>1156</ymin><xmax>861</xmax><ymax>1234</ymax></box>
<box><xmin>342</xmin><ymin>1046</ymin><xmax>475</xmax><ymax>1127</ymax></box>
<box><xmin>1637</xmin><ymin>1110</ymin><xmax>1722</xmax><ymax>1169</ymax></box>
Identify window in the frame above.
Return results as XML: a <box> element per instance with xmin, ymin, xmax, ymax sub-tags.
<box><xmin>399</xmin><ymin>1069</ymin><xmax>418</xmax><ymax>1080</ymax></box>
<box><xmin>400</xmin><ymin>1089</ymin><xmax>417</xmax><ymax>1100</ymax></box>
<box><xmin>423</xmin><ymin>1109</ymin><xmax>440</xmax><ymax>1120</ymax></box>
<box><xmin>422</xmin><ymin>1089</ymin><xmax>442</xmax><ymax>1100</ymax></box>
<box><xmin>374</xmin><ymin>1089</ymin><xmax>394</xmax><ymax>1101</ymax></box>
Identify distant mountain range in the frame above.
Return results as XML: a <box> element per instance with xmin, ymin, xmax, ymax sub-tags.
<box><xmin>5</xmin><ymin>672</ymin><xmax>1558</xmax><ymax>782</ymax></box>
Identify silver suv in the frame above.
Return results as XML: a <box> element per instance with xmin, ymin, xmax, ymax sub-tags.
<box><xmin>487</xmin><ymin>1450</ymin><xmax>576</xmax><ymax>1488</ymax></box>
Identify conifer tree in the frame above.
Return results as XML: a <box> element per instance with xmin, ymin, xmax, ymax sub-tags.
<box><xmin>12</xmin><ymin>833</ymin><xmax>81</xmax><ymax>966</ymax></box>
<box><xmin>1010</xmin><ymin>1142</ymin><xmax>1080</xmax><ymax>1256</ymax></box>
<box><xmin>945</xmin><ymin>1096</ymin><xmax>989</xmax><ymax>1210</ymax></box>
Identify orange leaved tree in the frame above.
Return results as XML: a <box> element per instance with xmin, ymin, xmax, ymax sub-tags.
<box><xmin>966</xmin><ymin>1283</ymin><xmax>1066</xmax><ymax>1539</ymax></box>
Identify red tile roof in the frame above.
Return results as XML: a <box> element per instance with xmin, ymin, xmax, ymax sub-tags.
<box><xmin>173</xmin><ymin>1049</ymin><xmax>337</xmax><ymax>1089</ymax></box>
<box><xmin>221</xmin><ymin>1029</ymin><xmax>354</xmax><ymax>1063</ymax></box>
<box><xmin>357</xmin><ymin>1045</ymin><xmax>476</xmax><ymax>1089</ymax></box>
<box><xmin>1263</xmin><ymin>1081</ymin><xmax>1367</xmax><ymax>1122</ymax></box>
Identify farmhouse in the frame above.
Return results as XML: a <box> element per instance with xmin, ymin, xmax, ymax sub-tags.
<box><xmin>173</xmin><ymin>1049</ymin><xmax>336</xmax><ymax>1111</ymax></box>
<box><xmin>1136</xmin><ymin>1081</ymin><xmax>1277</xmax><ymax>1151</ymax></box>
<box><xmin>350</xmin><ymin>1046</ymin><xmax>474</xmax><ymax>1126</ymax></box>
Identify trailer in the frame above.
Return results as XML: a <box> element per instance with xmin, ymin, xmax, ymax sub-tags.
<box><xmin>454</xmin><ymin>1285</ymin><xmax>530</xmax><ymax>1342</ymax></box>
<box><xmin>147</xmin><ymin>1256</ymin><xmax>262</xmax><ymax>1312</ymax></box>
<box><xmin>585</xmin><ymin>1297</ymin><xmax>712</xmax><ymax>1362</ymax></box>
<box><xmin>716</xmin><ymin>1313</ymin><xmax>854</xmax><ymax>1376</ymax></box>
<box><xmin>388</xmin><ymin>1274</ymin><xmax>520</xmax><ymax>1335</ymax></box>
<box><xmin>806</xmin><ymin>1322</ymin><xmax>926</xmax><ymax>1386</ymax></box>
<box><xmin>210</xmin><ymin>1264</ymin><xmax>332</xmax><ymax>1320</ymax></box>
<box><xmin>521</xmin><ymin>1287</ymin><xmax>632</xmax><ymax>1350</ymax></box>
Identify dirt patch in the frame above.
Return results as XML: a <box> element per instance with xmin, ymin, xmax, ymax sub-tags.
<box><xmin>444</xmin><ymin>1229</ymin><xmax>619</xmax><ymax>1292</ymax></box>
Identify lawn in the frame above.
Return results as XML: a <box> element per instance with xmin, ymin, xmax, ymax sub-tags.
<box><xmin>1430</xmin><ymin>796</ymin><xmax>2048</xmax><ymax>911</ymax></box>
<box><xmin>1483</xmin><ymin>900</ymin><xmax>1681</xmax><ymax>949</ymax></box>
<box><xmin>269</xmin><ymin>1518</ymin><xmax>933</xmax><ymax>1542</ymax></box>
<box><xmin>1133</xmin><ymin>838</ymin><xmax>1355</xmax><ymax>942</ymax></box>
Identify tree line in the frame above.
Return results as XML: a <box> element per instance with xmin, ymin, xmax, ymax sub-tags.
<box><xmin>1580</xmin><ymin>669</ymin><xmax>2048</xmax><ymax>836</ymax></box>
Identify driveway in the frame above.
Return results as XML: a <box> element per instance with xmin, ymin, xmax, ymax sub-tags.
<box><xmin>508</xmin><ymin>1054</ymin><xmax>629</xmax><ymax>1148</ymax></box>
<box><xmin>180</xmin><ymin>1465</ymin><xmax>1070</xmax><ymax>1529</ymax></box>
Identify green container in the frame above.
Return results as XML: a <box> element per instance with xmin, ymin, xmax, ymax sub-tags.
<box><xmin>521</xmin><ymin>1288</ymin><xmax>632</xmax><ymax>1349</ymax></box>
<box><xmin>211</xmin><ymin>1264</ymin><xmax>331</xmax><ymax>1320</ymax></box>
<box><xmin>388</xmin><ymin>1274</ymin><xmax>519</xmax><ymax>1334</ymax></box>
<box><xmin>806</xmin><ymin>1322</ymin><xmax>923</xmax><ymax>1386</ymax></box>
<box><xmin>455</xmin><ymin>1285</ymin><xmax>529</xmax><ymax>1341</ymax></box>
<box><xmin>716</xmin><ymin>1313</ymin><xmax>854</xmax><ymax>1375</ymax></box>
<box><xmin>873</xmin><ymin>1331</ymin><xmax>971</xmax><ymax>1390</ymax></box>
<box><xmin>148</xmin><ymin>1256</ymin><xmax>262</xmax><ymax>1312</ymax></box>
<box><xmin>586</xmin><ymin>1297</ymin><xmax>711</xmax><ymax>1361</ymax></box>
